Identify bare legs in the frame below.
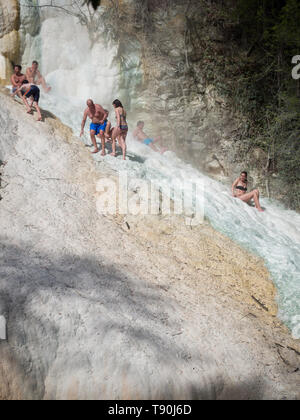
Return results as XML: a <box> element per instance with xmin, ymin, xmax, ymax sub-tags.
<box><xmin>22</xmin><ymin>97</ymin><xmax>42</xmax><ymax>121</ymax></box>
<box><xmin>33</xmin><ymin>101</ymin><xmax>42</xmax><ymax>121</ymax></box>
<box><xmin>98</xmin><ymin>131</ymin><xmax>106</xmax><ymax>156</ymax></box>
<box><xmin>36</xmin><ymin>77</ymin><xmax>51</xmax><ymax>93</ymax></box>
<box><xmin>238</xmin><ymin>189</ymin><xmax>264</xmax><ymax>212</ymax></box>
<box><xmin>111</xmin><ymin>127</ymin><xmax>127</xmax><ymax>160</ymax></box>
<box><xmin>22</xmin><ymin>95</ymin><xmax>32</xmax><ymax>113</ymax></box>
<box><xmin>118</xmin><ymin>134</ymin><xmax>127</xmax><ymax>160</ymax></box>
<box><xmin>104</xmin><ymin>121</ymin><xmax>111</xmax><ymax>140</ymax></box>
<box><xmin>90</xmin><ymin>130</ymin><xmax>99</xmax><ymax>153</ymax></box>
<box><xmin>149</xmin><ymin>136</ymin><xmax>168</xmax><ymax>154</ymax></box>
<box><xmin>149</xmin><ymin>143</ymin><xmax>160</xmax><ymax>153</ymax></box>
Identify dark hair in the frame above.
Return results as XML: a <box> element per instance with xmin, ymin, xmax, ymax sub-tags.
<box><xmin>32</xmin><ymin>60</ymin><xmax>38</xmax><ymax>65</ymax></box>
<box><xmin>112</xmin><ymin>99</ymin><xmax>123</xmax><ymax>108</ymax></box>
<box><xmin>14</xmin><ymin>64</ymin><xmax>22</xmax><ymax>71</ymax></box>
<box><xmin>241</xmin><ymin>171</ymin><xmax>248</xmax><ymax>177</ymax></box>
<box><xmin>22</xmin><ymin>79</ymin><xmax>29</xmax><ymax>85</ymax></box>
<box><xmin>137</xmin><ymin>121</ymin><xmax>144</xmax><ymax>126</ymax></box>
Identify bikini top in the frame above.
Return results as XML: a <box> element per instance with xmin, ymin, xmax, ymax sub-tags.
<box><xmin>236</xmin><ymin>185</ymin><xmax>247</xmax><ymax>192</ymax></box>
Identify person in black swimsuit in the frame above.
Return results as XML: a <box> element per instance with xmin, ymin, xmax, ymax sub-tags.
<box><xmin>232</xmin><ymin>171</ymin><xmax>264</xmax><ymax>212</ymax></box>
<box><xmin>111</xmin><ymin>99</ymin><xmax>128</xmax><ymax>160</ymax></box>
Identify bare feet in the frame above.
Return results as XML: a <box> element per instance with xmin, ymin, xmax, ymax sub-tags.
<box><xmin>26</xmin><ymin>110</ymin><xmax>32</xmax><ymax>114</ymax></box>
<box><xmin>92</xmin><ymin>149</ymin><xmax>99</xmax><ymax>154</ymax></box>
<box><xmin>45</xmin><ymin>87</ymin><xmax>51</xmax><ymax>93</ymax></box>
<box><xmin>37</xmin><ymin>117</ymin><xmax>42</xmax><ymax>122</ymax></box>
<box><xmin>101</xmin><ymin>151</ymin><xmax>106</xmax><ymax>156</ymax></box>
<box><xmin>110</xmin><ymin>152</ymin><xmax>116</xmax><ymax>157</ymax></box>
<box><xmin>257</xmin><ymin>208</ymin><xmax>265</xmax><ymax>212</ymax></box>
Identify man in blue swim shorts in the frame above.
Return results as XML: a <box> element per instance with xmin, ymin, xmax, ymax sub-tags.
<box><xmin>80</xmin><ymin>99</ymin><xmax>108</xmax><ymax>154</ymax></box>
<box><xmin>133</xmin><ymin>121</ymin><xmax>168</xmax><ymax>154</ymax></box>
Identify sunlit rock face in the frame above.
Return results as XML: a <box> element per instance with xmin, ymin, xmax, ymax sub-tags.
<box><xmin>0</xmin><ymin>0</ymin><xmax>290</xmax><ymax>199</ymax></box>
<box><xmin>18</xmin><ymin>1</ymin><xmax>120</xmax><ymax>110</ymax></box>
<box><xmin>0</xmin><ymin>89</ymin><xmax>299</xmax><ymax>400</ymax></box>
<box><xmin>15</xmin><ymin>0</ymin><xmax>239</xmax><ymax>181</ymax></box>
<box><xmin>0</xmin><ymin>0</ymin><xmax>19</xmax><ymax>83</ymax></box>
<box><xmin>99</xmin><ymin>0</ymin><xmax>243</xmax><ymax>182</ymax></box>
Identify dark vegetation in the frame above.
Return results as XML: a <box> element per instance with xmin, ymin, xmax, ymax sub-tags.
<box><xmin>192</xmin><ymin>0</ymin><xmax>300</xmax><ymax>209</ymax></box>
<box><xmin>107</xmin><ymin>0</ymin><xmax>300</xmax><ymax>208</ymax></box>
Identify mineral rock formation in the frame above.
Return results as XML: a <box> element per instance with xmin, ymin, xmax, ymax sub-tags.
<box><xmin>0</xmin><ymin>89</ymin><xmax>299</xmax><ymax>400</ymax></box>
<box><xmin>0</xmin><ymin>0</ymin><xmax>19</xmax><ymax>84</ymax></box>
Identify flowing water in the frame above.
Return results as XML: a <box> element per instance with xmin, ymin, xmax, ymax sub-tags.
<box><xmin>18</xmin><ymin>8</ymin><xmax>300</xmax><ymax>338</ymax></box>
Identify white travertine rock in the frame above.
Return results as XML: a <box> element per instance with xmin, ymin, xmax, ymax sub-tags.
<box><xmin>19</xmin><ymin>0</ymin><xmax>40</xmax><ymax>37</ymax></box>
<box><xmin>0</xmin><ymin>89</ymin><xmax>299</xmax><ymax>400</ymax></box>
<box><xmin>0</xmin><ymin>0</ymin><xmax>19</xmax><ymax>38</ymax></box>
<box><xmin>0</xmin><ymin>316</ymin><xmax>6</xmax><ymax>340</ymax></box>
<box><xmin>0</xmin><ymin>0</ymin><xmax>19</xmax><ymax>84</ymax></box>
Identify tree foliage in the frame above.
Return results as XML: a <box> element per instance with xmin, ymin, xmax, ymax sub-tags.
<box><xmin>225</xmin><ymin>0</ymin><xmax>300</xmax><ymax>208</ymax></box>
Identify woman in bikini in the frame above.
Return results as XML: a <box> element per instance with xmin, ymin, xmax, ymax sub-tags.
<box><xmin>111</xmin><ymin>99</ymin><xmax>128</xmax><ymax>160</ymax></box>
<box><xmin>232</xmin><ymin>171</ymin><xmax>264</xmax><ymax>212</ymax></box>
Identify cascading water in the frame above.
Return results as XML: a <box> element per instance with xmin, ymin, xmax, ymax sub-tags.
<box><xmin>18</xmin><ymin>3</ymin><xmax>300</xmax><ymax>339</ymax></box>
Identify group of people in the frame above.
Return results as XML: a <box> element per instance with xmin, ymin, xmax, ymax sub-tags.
<box><xmin>9</xmin><ymin>62</ymin><xmax>264</xmax><ymax>211</ymax></box>
<box><xmin>80</xmin><ymin>100</ymin><xmax>263</xmax><ymax>210</ymax></box>
<box><xmin>10</xmin><ymin>60</ymin><xmax>51</xmax><ymax>121</ymax></box>
<box><xmin>80</xmin><ymin>100</ymin><xmax>168</xmax><ymax>160</ymax></box>
<box><xmin>80</xmin><ymin>99</ymin><xmax>128</xmax><ymax>160</ymax></box>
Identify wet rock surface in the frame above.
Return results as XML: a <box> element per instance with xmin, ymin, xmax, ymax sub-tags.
<box><xmin>0</xmin><ymin>89</ymin><xmax>299</xmax><ymax>399</ymax></box>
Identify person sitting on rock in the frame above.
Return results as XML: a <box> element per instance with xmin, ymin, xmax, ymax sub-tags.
<box><xmin>11</xmin><ymin>80</ymin><xmax>42</xmax><ymax>122</ymax></box>
<box><xmin>133</xmin><ymin>121</ymin><xmax>168</xmax><ymax>154</ymax></box>
<box><xmin>11</xmin><ymin>65</ymin><xmax>26</xmax><ymax>98</ymax></box>
<box><xmin>26</xmin><ymin>60</ymin><xmax>51</xmax><ymax>93</ymax></box>
<box><xmin>232</xmin><ymin>171</ymin><xmax>264</xmax><ymax>212</ymax></box>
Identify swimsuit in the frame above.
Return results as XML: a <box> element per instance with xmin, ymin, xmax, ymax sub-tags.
<box><xmin>118</xmin><ymin>109</ymin><xmax>128</xmax><ymax>131</ymax></box>
<box><xmin>143</xmin><ymin>138</ymin><xmax>154</xmax><ymax>146</ymax></box>
<box><xmin>90</xmin><ymin>121</ymin><xmax>107</xmax><ymax>135</ymax></box>
<box><xmin>236</xmin><ymin>185</ymin><xmax>247</xmax><ymax>192</ymax></box>
<box><xmin>24</xmin><ymin>85</ymin><xmax>40</xmax><ymax>103</ymax></box>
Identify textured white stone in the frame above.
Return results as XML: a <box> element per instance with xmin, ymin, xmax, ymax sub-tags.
<box><xmin>0</xmin><ymin>316</ymin><xmax>6</xmax><ymax>340</ymax></box>
<box><xmin>0</xmin><ymin>90</ymin><xmax>299</xmax><ymax>400</ymax></box>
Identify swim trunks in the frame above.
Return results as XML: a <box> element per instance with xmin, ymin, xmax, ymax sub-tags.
<box><xmin>90</xmin><ymin>121</ymin><xmax>107</xmax><ymax>135</ymax></box>
<box><xmin>24</xmin><ymin>85</ymin><xmax>40</xmax><ymax>103</ymax></box>
<box><xmin>143</xmin><ymin>138</ymin><xmax>154</xmax><ymax>146</ymax></box>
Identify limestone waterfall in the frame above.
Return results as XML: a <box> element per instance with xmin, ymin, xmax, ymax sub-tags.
<box><xmin>0</xmin><ymin>0</ymin><xmax>299</xmax><ymax>400</ymax></box>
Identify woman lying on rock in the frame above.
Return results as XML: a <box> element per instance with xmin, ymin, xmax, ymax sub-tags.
<box><xmin>11</xmin><ymin>80</ymin><xmax>42</xmax><ymax>122</ymax></box>
<box><xmin>232</xmin><ymin>171</ymin><xmax>264</xmax><ymax>212</ymax></box>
